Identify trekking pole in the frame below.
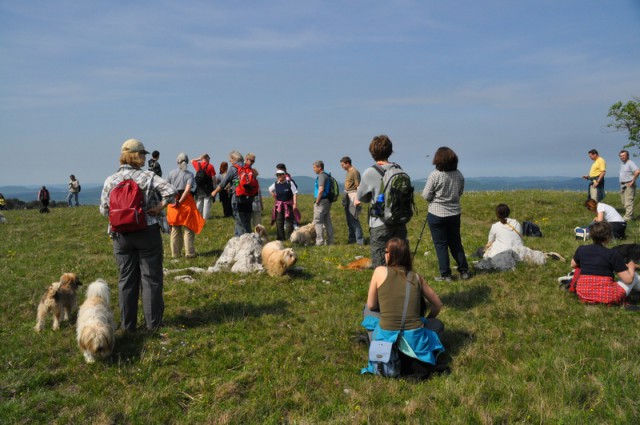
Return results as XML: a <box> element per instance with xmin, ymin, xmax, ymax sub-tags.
<box><xmin>413</xmin><ymin>214</ymin><xmax>429</xmax><ymax>258</ymax></box>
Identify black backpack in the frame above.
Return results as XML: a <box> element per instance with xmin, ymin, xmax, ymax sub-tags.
<box><xmin>523</xmin><ymin>221</ymin><xmax>543</xmax><ymax>237</ymax></box>
<box><xmin>195</xmin><ymin>166</ymin><xmax>214</xmax><ymax>194</ymax></box>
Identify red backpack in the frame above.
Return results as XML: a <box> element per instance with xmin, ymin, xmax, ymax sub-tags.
<box><xmin>233</xmin><ymin>163</ymin><xmax>259</xmax><ymax>197</ymax></box>
<box><xmin>109</xmin><ymin>179</ymin><xmax>147</xmax><ymax>233</ymax></box>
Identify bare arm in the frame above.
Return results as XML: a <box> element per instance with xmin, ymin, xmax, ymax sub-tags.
<box><xmin>366</xmin><ymin>267</ymin><xmax>387</xmax><ymax>310</ymax></box>
<box><xmin>419</xmin><ymin>274</ymin><xmax>443</xmax><ymax>318</ymax></box>
<box><xmin>618</xmin><ymin>261</ymin><xmax>637</xmax><ymax>285</ymax></box>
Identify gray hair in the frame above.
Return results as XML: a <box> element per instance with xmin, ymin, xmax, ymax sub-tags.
<box><xmin>229</xmin><ymin>150</ymin><xmax>243</xmax><ymax>163</ymax></box>
<box><xmin>313</xmin><ymin>160</ymin><xmax>324</xmax><ymax>170</ymax></box>
<box><xmin>176</xmin><ymin>152</ymin><xmax>189</xmax><ymax>171</ymax></box>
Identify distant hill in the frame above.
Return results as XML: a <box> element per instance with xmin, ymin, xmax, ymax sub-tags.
<box><xmin>0</xmin><ymin>176</ymin><xmax>601</xmax><ymax>205</ymax></box>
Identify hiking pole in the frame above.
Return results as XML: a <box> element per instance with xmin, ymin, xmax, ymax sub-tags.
<box><xmin>413</xmin><ymin>213</ymin><xmax>429</xmax><ymax>258</ymax></box>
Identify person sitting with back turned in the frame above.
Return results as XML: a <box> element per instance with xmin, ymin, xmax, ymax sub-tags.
<box><xmin>475</xmin><ymin>203</ymin><xmax>556</xmax><ymax>271</ymax></box>
<box><xmin>571</xmin><ymin>221</ymin><xmax>640</xmax><ymax>305</ymax></box>
<box><xmin>361</xmin><ymin>238</ymin><xmax>445</xmax><ymax>379</ymax></box>
<box><xmin>584</xmin><ymin>199</ymin><xmax>626</xmax><ymax>239</ymax></box>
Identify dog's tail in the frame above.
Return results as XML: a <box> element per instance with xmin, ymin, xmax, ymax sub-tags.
<box><xmin>85</xmin><ymin>279</ymin><xmax>111</xmax><ymax>304</ymax></box>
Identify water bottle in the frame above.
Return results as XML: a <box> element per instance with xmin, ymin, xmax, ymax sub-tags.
<box><xmin>373</xmin><ymin>193</ymin><xmax>384</xmax><ymax>217</ymax></box>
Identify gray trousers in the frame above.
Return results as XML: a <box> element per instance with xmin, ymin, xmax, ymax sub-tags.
<box><xmin>369</xmin><ymin>224</ymin><xmax>408</xmax><ymax>268</ymax></box>
<box><xmin>313</xmin><ymin>199</ymin><xmax>334</xmax><ymax>245</ymax></box>
<box><xmin>113</xmin><ymin>224</ymin><xmax>165</xmax><ymax>331</ymax></box>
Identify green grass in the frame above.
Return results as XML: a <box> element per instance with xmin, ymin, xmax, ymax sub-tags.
<box><xmin>2</xmin><ymin>191</ymin><xmax>640</xmax><ymax>424</ymax></box>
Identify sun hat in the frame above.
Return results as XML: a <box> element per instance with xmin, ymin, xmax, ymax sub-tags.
<box><xmin>121</xmin><ymin>139</ymin><xmax>149</xmax><ymax>154</ymax></box>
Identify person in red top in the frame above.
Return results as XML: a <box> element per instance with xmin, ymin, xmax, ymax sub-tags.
<box><xmin>191</xmin><ymin>154</ymin><xmax>216</xmax><ymax>220</ymax></box>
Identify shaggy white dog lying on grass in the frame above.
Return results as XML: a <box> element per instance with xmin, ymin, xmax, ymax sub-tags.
<box><xmin>209</xmin><ymin>225</ymin><xmax>268</xmax><ymax>274</ymax></box>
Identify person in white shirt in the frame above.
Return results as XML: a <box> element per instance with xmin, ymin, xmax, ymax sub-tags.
<box><xmin>585</xmin><ymin>199</ymin><xmax>626</xmax><ymax>239</ymax></box>
<box><xmin>618</xmin><ymin>149</ymin><xmax>640</xmax><ymax>221</ymax></box>
<box><xmin>482</xmin><ymin>204</ymin><xmax>546</xmax><ymax>266</ymax></box>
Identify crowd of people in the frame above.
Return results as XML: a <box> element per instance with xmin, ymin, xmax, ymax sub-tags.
<box><xmin>67</xmin><ymin>137</ymin><xmax>638</xmax><ymax>377</ymax></box>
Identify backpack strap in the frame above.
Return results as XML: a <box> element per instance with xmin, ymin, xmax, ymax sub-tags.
<box><xmin>506</xmin><ymin>222</ymin><xmax>524</xmax><ymax>239</ymax></box>
<box><xmin>373</xmin><ymin>164</ymin><xmax>385</xmax><ymax>177</ymax></box>
<box><xmin>399</xmin><ymin>272</ymin><xmax>412</xmax><ymax>332</ymax></box>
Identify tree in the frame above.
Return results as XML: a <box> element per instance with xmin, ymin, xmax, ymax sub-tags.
<box><xmin>607</xmin><ymin>97</ymin><xmax>640</xmax><ymax>149</ymax></box>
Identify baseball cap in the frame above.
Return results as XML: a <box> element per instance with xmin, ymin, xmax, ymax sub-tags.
<box><xmin>121</xmin><ymin>139</ymin><xmax>149</xmax><ymax>154</ymax></box>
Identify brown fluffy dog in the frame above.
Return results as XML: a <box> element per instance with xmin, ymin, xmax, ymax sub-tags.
<box><xmin>338</xmin><ymin>257</ymin><xmax>372</xmax><ymax>270</ymax></box>
<box><xmin>77</xmin><ymin>279</ymin><xmax>115</xmax><ymax>363</ymax></box>
<box><xmin>290</xmin><ymin>223</ymin><xmax>316</xmax><ymax>245</ymax></box>
<box><xmin>261</xmin><ymin>241</ymin><xmax>297</xmax><ymax>277</ymax></box>
<box><xmin>34</xmin><ymin>273</ymin><xmax>82</xmax><ymax>332</ymax></box>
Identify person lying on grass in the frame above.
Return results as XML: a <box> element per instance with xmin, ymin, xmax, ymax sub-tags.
<box><xmin>570</xmin><ymin>221</ymin><xmax>639</xmax><ymax>305</ymax></box>
<box><xmin>361</xmin><ymin>237</ymin><xmax>445</xmax><ymax>378</ymax></box>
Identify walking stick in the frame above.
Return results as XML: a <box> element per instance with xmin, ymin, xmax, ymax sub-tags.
<box><xmin>413</xmin><ymin>214</ymin><xmax>429</xmax><ymax>258</ymax></box>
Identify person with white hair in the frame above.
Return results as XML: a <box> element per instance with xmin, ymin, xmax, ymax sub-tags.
<box><xmin>211</xmin><ymin>150</ymin><xmax>254</xmax><ymax>236</ymax></box>
<box><xmin>166</xmin><ymin>153</ymin><xmax>205</xmax><ymax>258</ymax></box>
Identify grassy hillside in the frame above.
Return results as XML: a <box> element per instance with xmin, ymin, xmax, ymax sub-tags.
<box><xmin>1</xmin><ymin>191</ymin><xmax>639</xmax><ymax>423</ymax></box>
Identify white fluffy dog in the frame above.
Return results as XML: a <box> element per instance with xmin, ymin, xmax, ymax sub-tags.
<box><xmin>77</xmin><ymin>279</ymin><xmax>115</xmax><ymax>363</ymax></box>
<box><xmin>210</xmin><ymin>225</ymin><xmax>268</xmax><ymax>273</ymax></box>
<box><xmin>290</xmin><ymin>223</ymin><xmax>316</xmax><ymax>245</ymax></box>
<box><xmin>261</xmin><ymin>241</ymin><xmax>297</xmax><ymax>277</ymax></box>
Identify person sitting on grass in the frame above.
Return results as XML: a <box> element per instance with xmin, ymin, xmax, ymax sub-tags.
<box><xmin>475</xmin><ymin>203</ymin><xmax>563</xmax><ymax>271</ymax></box>
<box><xmin>584</xmin><ymin>199</ymin><xmax>626</xmax><ymax>239</ymax></box>
<box><xmin>361</xmin><ymin>238</ymin><xmax>446</xmax><ymax>379</ymax></box>
<box><xmin>570</xmin><ymin>221</ymin><xmax>640</xmax><ymax>306</ymax></box>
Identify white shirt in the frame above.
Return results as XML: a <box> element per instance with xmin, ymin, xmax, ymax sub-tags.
<box><xmin>597</xmin><ymin>202</ymin><xmax>624</xmax><ymax>223</ymax></box>
<box><xmin>619</xmin><ymin>159</ymin><xmax>639</xmax><ymax>183</ymax></box>
<box><xmin>484</xmin><ymin>218</ymin><xmax>523</xmax><ymax>258</ymax></box>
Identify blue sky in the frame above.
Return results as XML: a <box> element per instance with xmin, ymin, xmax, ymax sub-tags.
<box><xmin>1</xmin><ymin>0</ymin><xmax>639</xmax><ymax>186</ymax></box>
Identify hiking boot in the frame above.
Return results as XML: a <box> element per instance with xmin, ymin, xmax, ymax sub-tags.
<box><xmin>434</xmin><ymin>275</ymin><xmax>453</xmax><ymax>282</ymax></box>
<box><xmin>460</xmin><ymin>272</ymin><xmax>472</xmax><ymax>280</ymax></box>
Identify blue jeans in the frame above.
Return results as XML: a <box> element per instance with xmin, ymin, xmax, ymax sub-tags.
<box><xmin>427</xmin><ymin>213</ymin><xmax>469</xmax><ymax>277</ymax></box>
<box><xmin>344</xmin><ymin>199</ymin><xmax>363</xmax><ymax>244</ymax></box>
<box><xmin>67</xmin><ymin>191</ymin><xmax>79</xmax><ymax>206</ymax></box>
